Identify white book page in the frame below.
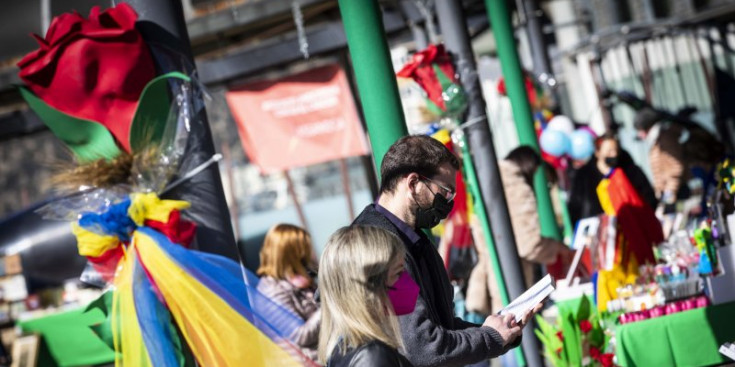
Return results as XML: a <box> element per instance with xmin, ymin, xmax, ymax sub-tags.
<box><xmin>720</xmin><ymin>343</ymin><xmax>735</xmax><ymax>361</ymax></box>
<box><xmin>498</xmin><ymin>274</ymin><xmax>554</xmax><ymax>323</ymax></box>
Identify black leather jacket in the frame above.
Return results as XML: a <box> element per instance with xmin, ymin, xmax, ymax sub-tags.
<box><xmin>327</xmin><ymin>340</ymin><xmax>413</xmax><ymax>367</ymax></box>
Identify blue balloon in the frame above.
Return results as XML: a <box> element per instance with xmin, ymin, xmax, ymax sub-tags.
<box><xmin>540</xmin><ymin>129</ymin><xmax>571</xmax><ymax>157</ymax></box>
<box><xmin>569</xmin><ymin>129</ymin><xmax>595</xmax><ymax>160</ymax></box>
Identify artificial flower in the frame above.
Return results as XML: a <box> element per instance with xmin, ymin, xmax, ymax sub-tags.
<box><xmin>580</xmin><ymin>319</ymin><xmax>593</xmax><ymax>333</ymax></box>
<box><xmin>590</xmin><ymin>346</ymin><xmax>601</xmax><ymax>359</ymax></box>
<box><xmin>599</xmin><ymin>353</ymin><xmax>615</xmax><ymax>367</ymax></box>
<box><xmin>17</xmin><ymin>3</ymin><xmax>156</xmax><ymax>153</ymax></box>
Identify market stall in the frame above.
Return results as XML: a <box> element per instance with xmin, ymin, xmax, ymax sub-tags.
<box><xmin>537</xmin><ymin>157</ymin><xmax>735</xmax><ymax>367</ymax></box>
<box><xmin>616</xmin><ymin>300</ymin><xmax>735</xmax><ymax>367</ymax></box>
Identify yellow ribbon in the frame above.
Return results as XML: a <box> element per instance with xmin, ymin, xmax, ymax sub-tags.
<box><xmin>134</xmin><ymin>231</ymin><xmax>301</xmax><ymax>366</ymax></box>
<box><xmin>71</xmin><ymin>223</ymin><xmax>121</xmax><ymax>258</ymax></box>
<box><xmin>128</xmin><ymin>192</ymin><xmax>190</xmax><ymax>226</ymax></box>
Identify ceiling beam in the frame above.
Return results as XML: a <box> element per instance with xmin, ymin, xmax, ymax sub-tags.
<box><xmin>197</xmin><ymin>7</ymin><xmax>409</xmax><ymax>86</ymax></box>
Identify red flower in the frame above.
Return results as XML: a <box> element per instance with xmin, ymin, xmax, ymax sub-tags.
<box><xmin>579</xmin><ymin>319</ymin><xmax>593</xmax><ymax>333</ymax></box>
<box><xmin>556</xmin><ymin>331</ymin><xmax>564</xmax><ymax>341</ymax></box>
<box><xmin>599</xmin><ymin>353</ymin><xmax>614</xmax><ymax>367</ymax></box>
<box><xmin>17</xmin><ymin>3</ymin><xmax>156</xmax><ymax>153</ymax></box>
<box><xmin>589</xmin><ymin>346</ymin><xmax>601</xmax><ymax>359</ymax></box>
<box><xmin>555</xmin><ymin>347</ymin><xmax>562</xmax><ymax>356</ymax></box>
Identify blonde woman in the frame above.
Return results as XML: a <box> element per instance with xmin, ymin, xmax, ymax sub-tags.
<box><xmin>257</xmin><ymin>224</ymin><xmax>320</xmax><ymax>361</ymax></box>
<box><xmin>318</xmin><ymin>225</ymin><xmax>417</xmax><ymax>367</ymax></box>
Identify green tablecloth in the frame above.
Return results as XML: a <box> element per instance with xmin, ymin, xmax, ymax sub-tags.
<box><xmin>18</xmin><ymin>307</ymin><xmax>115</xmax><ymax>367</ymax></box>
<box><xmin>616</xmin><ymin>301</ymin><xmax>735</xmax><ymax>367</ymax></box>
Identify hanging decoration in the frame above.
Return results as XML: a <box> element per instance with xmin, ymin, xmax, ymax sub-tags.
<box><xmin>396</xmin><ymin>44</ymin><xmax>467</xmax><ymax>119</ymax></box>
<box><xmin>497</xmin><ymin>73</ymin><xmax>597</xmax><ymax>164</ymax></box>
<box><xmin>18</xmin><ymin>4</ymin><xmax>314</xmax><ymax>366</ymax></box>
<box><xmin>291</xmin><ymin>1</ymin><xmax>309</xmax><ymax>59</ymax></box>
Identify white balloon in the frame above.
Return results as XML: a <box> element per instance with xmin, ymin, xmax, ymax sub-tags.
<box><xmin>547</xmin><ymin>115</ymin><xmax>575</xmax><ymax>135</ymax></box>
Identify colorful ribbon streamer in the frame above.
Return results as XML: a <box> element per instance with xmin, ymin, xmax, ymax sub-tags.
<box><xmin>74</xmin><ymin>193</ymin><xmax>308</xmax><ymax>366</ymax></box>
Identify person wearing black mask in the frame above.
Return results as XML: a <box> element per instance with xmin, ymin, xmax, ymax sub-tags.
<box><xmin>352</xmin><ymin>135</ymin><xmax>540</xmax><ymax>367</ymax></box>
<box><xmin>568</xmin><ymin>133</ymin><xmax>657</xmax><ymax>225</ymax></box>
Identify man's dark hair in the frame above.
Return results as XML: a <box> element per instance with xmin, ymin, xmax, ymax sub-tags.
<box><xmin>505</xmin><ymin>146</ymin><xmax>541</xmax><ymax>186</ymax></box>
<box><xmin>379</xmin><ymin>135</ymin><xmax>460</xmax><ymax>193</ymax></box>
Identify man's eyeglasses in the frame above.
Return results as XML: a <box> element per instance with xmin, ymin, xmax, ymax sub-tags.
<box><xmin>420</xmin><ymin>176</ymin><xmax>456</xmax><ymax>201</ymax></box>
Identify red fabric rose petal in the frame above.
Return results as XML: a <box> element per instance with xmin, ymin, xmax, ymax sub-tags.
<box><xmin>17</xmin><ymin>3</ymin><xmax>155</xmax><ymax>153</ymax></box>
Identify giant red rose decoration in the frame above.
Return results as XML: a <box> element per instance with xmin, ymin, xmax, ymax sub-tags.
<box><xmin>17</xmin><ymin>3</ymin><xmax>156</xmax><ymax>153</ymax></box>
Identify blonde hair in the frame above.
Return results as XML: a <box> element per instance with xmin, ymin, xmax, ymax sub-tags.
<box><xmin>317</xmin><ymin>225</ymin><xmax>407</xmax><ymax>363</ymax></box>
<box><xmin>257</xmin><ymin>224</ymin><xmax>313</xmax><ymax>281</ymax></box>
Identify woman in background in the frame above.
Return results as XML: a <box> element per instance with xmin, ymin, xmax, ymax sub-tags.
<box><xmin>257</xmin><ymin>223</ymin><xmax>321</xmax><ymax>361</ymax></box>
<box><xmin>465</xmin><ymin>146</ymin><xmax>571</xmax><ymax>319</ymax></box>
<box><xmin>499</xmin><ymin>146</ymin><xmax>571</xmax><ymax>283</ymax></box>
<box><xmin>318</xmin><ymin>225</ymin><xmax>416</xmax><ymax>367</ymax></box>
<box><xmin>568</xmin><ymin>133</ymin><xmax>657</xmax><ymax>224</ymax></box>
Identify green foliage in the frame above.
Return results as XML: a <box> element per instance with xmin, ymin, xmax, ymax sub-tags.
<box><xmin>536</xmin><ymin>315</ymin><xmax>565</xmax><ymax>367</ymax></box>
<box><xmin>535</xmin><ymin>296</ymin><xmax>612</xmax><ymax>367</ymax></box>
<box><xmin>561</xmin><ymin>303</ymin><xmax>582</xmax><ymax>365</ymax></box>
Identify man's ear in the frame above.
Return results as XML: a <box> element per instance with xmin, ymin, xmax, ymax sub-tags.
<box><xmin>404</xmin><ymin>173</ymin><xmax>421</xmax><ymax>195</ymax></box>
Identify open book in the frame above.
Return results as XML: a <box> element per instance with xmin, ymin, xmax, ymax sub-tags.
<box><xmin>498</xmin><ymin>274</ymin><xmax>554</xmax><ymax>323</ymax></box>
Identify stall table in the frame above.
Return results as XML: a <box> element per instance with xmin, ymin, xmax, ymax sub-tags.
<box><xmin>18</xmin><ymin>307</ymin><xmax>114</xmax><ymax>367</ymax></box>
<box><xmin>616</xmin><ymin>301</ymin><xmax>735</xmax><ymax>367</ymax></box>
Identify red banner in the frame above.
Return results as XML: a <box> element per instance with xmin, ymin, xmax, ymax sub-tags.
<box><xmin>226</xmin><ymin>64</ymin><xmax>369</xmax><ymax>173</ymax></box>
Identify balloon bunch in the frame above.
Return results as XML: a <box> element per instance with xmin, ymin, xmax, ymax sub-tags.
<box><xmin>539</xmin><ymin>116</ymin><xmax>597</xmax><ymax>161</ymax></box>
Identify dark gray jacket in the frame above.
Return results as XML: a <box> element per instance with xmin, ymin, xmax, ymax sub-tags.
<box><xmin>353</xmin><ymin>204</ymin><xmax>518</xmax><ymax>367</ymax></box>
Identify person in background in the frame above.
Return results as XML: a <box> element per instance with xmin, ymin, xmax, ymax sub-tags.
<box><xmin>466</xmin><ymin>147</ymin><xmax>576</xmax><ymax>322</ymax></box>
<box><xmin>568</xmin><ymin>133</ymin><xmax>657</xmax><ymax>224</ymax></box>
<box><xmin>634</xmin><ymin>107</ymin><xmax>689</xmax><ymax>208</ymax></box>
<box><xmin>353</xmin><ymin>135</ymin><xmax>537</xmax><ymax>367</ymax></box>
<box><xmin>498</xmin><ymin>146</ymin><xmax>572</xmax><ymax>284</ymax></box>
<box><xmin>633</xmin><ymin>107</ymin><xmax>724</xmax><ymax>213</ymax></box>
<box><xmin>257</xmin><ymin>224</ymin><xmax>320</xmax><ymax>361</ymax></box>
<box><xmin>318</xmin><ymin>225</ymin><xmax>415</xmax><ymax>367</ymax></box>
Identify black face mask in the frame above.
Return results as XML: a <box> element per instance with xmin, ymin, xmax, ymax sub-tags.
<box><xmin>604</xmin><ymin>157</ymin><xmax>619</xmax><ymax>168</ymax></box>
<box><xmin>414</xmin><ymin>192</ymin><xmax>454</xmax><ymax>229</ymax></box>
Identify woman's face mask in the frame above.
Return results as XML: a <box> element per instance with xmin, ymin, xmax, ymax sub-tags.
<box><xmin>604</xmin><ymin>156</ymin><xmax>619</xmax><ymax>168</ymax></box>
<box><xmin>386</xmin><ymin>271</ymin><xmax>420</xmax><ymax>316</ymax></box>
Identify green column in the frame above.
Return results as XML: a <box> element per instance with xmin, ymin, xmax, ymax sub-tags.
<box><xmin>338</xmin><ymin>0</ymin><xmax>408</xmax><ymax>178</ymax></box>
<box><xmin>485</xmin><ymin>0</ymin><xmax>562</xmax><ymax>240</ymax></box>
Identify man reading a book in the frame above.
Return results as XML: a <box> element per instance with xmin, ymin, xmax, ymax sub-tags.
<box><xmin>352</xmin><ymin>135</ymin><xmax>542</xmax><ymax>367</ymax></box>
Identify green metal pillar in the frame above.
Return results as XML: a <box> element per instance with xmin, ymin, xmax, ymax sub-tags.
<box><xmin>485</xmin><ymin>0</ymin><xmax>562</xmax><ymax>240</ymax></box>
<box><xmin>338</xmin><ymin>0</ymin><xmax>408</xmax><ymax>178</ymax></box>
